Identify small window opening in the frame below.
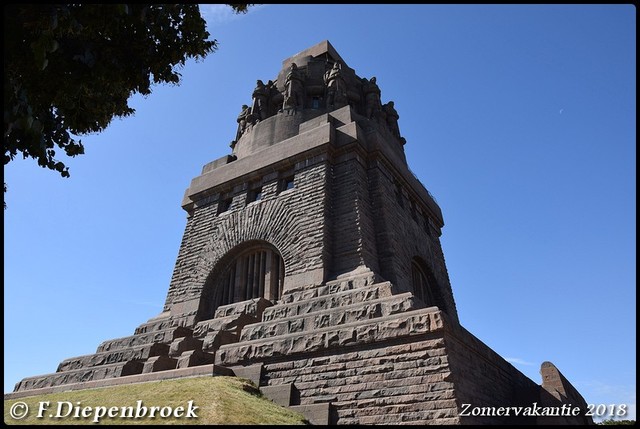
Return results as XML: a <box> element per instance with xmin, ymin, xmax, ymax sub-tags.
<box><xmin>247</xmin><ymin>186</ymin><xmax>263</xmax><ymax>203</ymax></box>
<box><xmin>218</xmin><ymin>198</ymin><xmax>232</xmax><ymax>215</ymax></box>
<box><xmin>280</xmin><ymin>176</ymin><xmax>295</xmax><ymax>193</ymax></box>
<box><xmin>395</xmin><ymin>181</ymin><xmax>404</xmax><ymax>208</ymax></box>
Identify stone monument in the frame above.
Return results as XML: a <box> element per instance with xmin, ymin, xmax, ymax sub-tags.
<box><xmin>9</xmin><ymin>41</ymin><xmax>592</xmax><ymax>425</ymax></box>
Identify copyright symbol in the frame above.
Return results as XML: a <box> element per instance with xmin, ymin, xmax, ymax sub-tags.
<box><xmin>9</xmin><ymin>402</ymin><xmax>29</xmax><ymax>420</ymax></box>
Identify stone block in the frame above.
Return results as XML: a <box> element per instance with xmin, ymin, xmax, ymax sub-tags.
<box><xmin>289</xmin><ymin>403</ymin><xmax>332</xmax><ymax>425</ymax></box>
<box><xmin>260</xmin><ymin>383</ymin><xmax>294</xmax><ymax>407</ymax></box>
<box><xmin>142</xmin><ymin>356</ymin><xmax>177</xmax><ymax>373</ymax></box>
<box><xmin>229</xmin><ymin>363</ymin><xmax>263</xmax><ymax>387</ymax></box>
<box><xmin>168</xmin><ymin>336</ymin><xmax>203</xmax><ymax>358</ymax></box>
<box><xmin>213</xmin><ymin>297</ymin><xmax>273</xmax><ymax>319</ymax></box>
<box><xmin>97</xmin><ymin>326</ymin><xmax>191</xmax><ymax>353</ymax></box>
<box><xmin>176</xmin><ymin>349</ymin><xmax>214</xmax><ymax>369</ymax></box>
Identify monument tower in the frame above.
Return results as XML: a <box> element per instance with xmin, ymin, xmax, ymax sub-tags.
<box><xmin>11</xmin><ymin>41</ymin><xmax>591</xmax><ymax>425</ymax></box>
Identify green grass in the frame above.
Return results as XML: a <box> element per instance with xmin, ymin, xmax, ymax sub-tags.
<box><xmin>4</xmin><ymin>376</ymin><xmax>309</xmax><ymax>425</ymax></box>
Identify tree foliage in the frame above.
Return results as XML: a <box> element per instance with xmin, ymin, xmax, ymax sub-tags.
<box><xmin>4</xmin><ymin>4</ymin><xmax>249</xmax><ymax>189</ymax></box>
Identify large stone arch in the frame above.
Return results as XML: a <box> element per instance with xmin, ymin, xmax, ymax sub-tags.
<box><xmin>188</xmin><ymin>198</ymin><xmax>311</xmax><ymax>301</ymax></box>
<box><xmin>196</xmin><ymin>239</ymin><xmax>285</xmax><ymax>321</ymax></box>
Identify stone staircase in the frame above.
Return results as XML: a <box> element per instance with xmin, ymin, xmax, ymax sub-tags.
<box><xmin>217</xmin><ymin>274</ymin><xmax>438</xmax><ymax>367</ymax></box>
<box><xmin>12</xmin><ymin>273</ymin><xmax>445</xmax><ymax>424</ymax></box>
<box><xmin>12</xmin><ymin>298</ymin><xmax>272</xmax><ymax>393</ymax></box>
<box><xmin>217</xmin><ymin>273</ymin><xmax>445</xmax><ymax>425</ymax></box>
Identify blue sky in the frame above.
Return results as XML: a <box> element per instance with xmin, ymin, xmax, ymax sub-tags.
<box><xmin>4</xmin><ymin>4</ymin><xmax>635</xmax><ymax>421</ymax></box>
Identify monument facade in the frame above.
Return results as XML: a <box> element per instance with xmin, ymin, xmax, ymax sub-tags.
<box><xmin>10</xmin><ymin>41</ymin><xmax>592</xmax><ymax>425</ymax></box>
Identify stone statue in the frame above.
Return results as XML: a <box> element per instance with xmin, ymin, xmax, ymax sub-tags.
<box><xmin>363</xmin><ymin>76</ymin><xmax>382</xmax><ymax>120</ymax></box>
<box><xmin>251</xmin><ymin>79</ymin><xmax>270</xmax><ymax>121</ymax></box>
<box><xmin>383</xmin><ymin>101</ymin><xmax>401</xmax><ymax>139</ymax></box>
<box><xmin>283</xmin><ymin>63</ymin><xmax>305</xmax><ymax>113</ymax></box>
<box><xmin>266</xmin><ymin>80</ymin><xmax>278</xmax><ymax>114</ymax></box>
<box><xmin>235</xmin><ymin>104</ymin><xmax>252</xmax><ymax>141</ymax></box>
<box><xmin>324</xmin><ymin>62</ymin><xmax>347</xmax><ymax>109</ymax></box>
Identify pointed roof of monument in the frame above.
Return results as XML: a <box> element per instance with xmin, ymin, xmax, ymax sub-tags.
<box><xmin>281</xmin><ymin>40</ymin><xmax>349</xmax><ymax>70</ymax></box>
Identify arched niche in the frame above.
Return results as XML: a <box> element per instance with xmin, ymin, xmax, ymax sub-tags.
<box><xmin>197</xmin><ymin>240</ymin><xmax>285</xmax><ymax>321</ymax></box>
<box><xmin>411</xmin><ymin>256</ymin><xmax>447</xmax><ymax>313</ymax></box>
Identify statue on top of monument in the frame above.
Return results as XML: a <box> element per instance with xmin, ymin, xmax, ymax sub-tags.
<box><xmin>283</xmin><ymin>63</ymin><xmax>305</xmax><ymax>113</ymax></box>
<box><xmin>382</xmin><ymin>101</ymin><xmax>402</xmax><ymax>140</ymax></box>
<box><xmin>363</xmin><ymin>76</ymin><xmax>382</xmax><ymax>121</ymax></box>
<box><xmin>235</xmin><ymin>104</ymin><xmax>253</xmax><ymax>142</ymax></box>
<box><xmin>251</xmin><ymin>80</ymin><xmax>270</xmax><ymax>121</ymax></box>
<box><xmin>324</xmin><ymin>61</ymin><xmax>347</xmax><ymax>110</ymax></box>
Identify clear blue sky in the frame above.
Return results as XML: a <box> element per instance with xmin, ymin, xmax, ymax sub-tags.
<box><xmin>4</xmin><ymin>4</ymin><xmax>635</xmax><ymax>421</ymax></box>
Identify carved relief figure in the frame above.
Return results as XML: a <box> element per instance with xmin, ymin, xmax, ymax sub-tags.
<box><xmin>283</xmin><ymin>63</ymin><xmax>305</xmax><ymax>112</ymax></box>
<box><xmin>324</xmin><ymin>62</ymin><xmax>347</xmax><ymax>109</ymax></box>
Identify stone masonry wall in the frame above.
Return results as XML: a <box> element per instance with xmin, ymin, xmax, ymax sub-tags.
<box><xmin>329</xmin><ymin>151</ymin><xmax>380</xmax><ymax>278</ymax></box>
<box><xmin>444</xmin><ymin>324</ymin><xmax>540</xmax><ymax>424</ymax></box>
<box><xmin>368</xmin><ymin>159</ymin><xmax>459</xmax><ymax>322</ymax></box>
<box><xmin>163</xmin><ymin>156</ymin><xmax>331</xmax><ymax>323</ymax></box>
<box><xmin>255</xmin><ymin>311</ymin><xmax>577</xmax><ymax>425</ymax></box>
<box><xmin>262</xmin><ymin>335</ymin><xmax>460</xmax><ymax>425</ymax></box>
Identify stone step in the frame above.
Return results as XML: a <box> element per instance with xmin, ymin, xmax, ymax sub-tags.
<box><xmin>9</xmin><ymin>364</ymin><xmax>234</xmax><ymax>398</ymax></box>
<box><xmin>213</xmin><ymin>297</ymin><xmax>273</xmax><ymax>319</ymax></box>
<box><xmin>175</xmin><ymin>349</ymin><xmax>215</xmax><ymax>369</ymax></box>
<box><xmin>194</xmin><ymin>313</ymin><xmax>262</xmax><ymax>353</ymax></box>
<box><xmin>217</xmin><ymin>308</ymin><xmax>444</xmax><ymax>367</ymax></box>
<box><xmin>57</xmin><ymin>343</ymin><xmax>169</xmax><ymax>372</ymax></box>
<box><xmin>142</xmin><ymin>356</ymin><xmax>178</xmax><ymax>373</ymax></box>
<box><xmin>134</xmin><ymin>312</ymin><xmax>173</xmax><ymax>335</ymax></box>
<box><xmin>95</xmin><ymin>299</ymin><xmax>270</xmax><ymax>356</ymax></box>
<box><xmin>14</xmin><ymin>360</ymin><xmax>144</xmax><ymax>392</ymax></box>
<box><xmin>241</xmin><ymin>292</ymin><xmax>416</xmax><ymax>342</ymax></box>
<box><xmin>168</xmin><ymin>335</ymin><xmax>205</xmax><ymax>358</ymax></box>
<box><xmin>278</xmin><ymin>272</ymin><xmax>381</xmax><ymax>305</ymax></box>
<box><xmin>262</xmin><ymin>281</ymin><xmax>394</xmax><ymax>322</ymax></box>
<box><xmin>96</xmin><ymin>326</ymin><xmax>192</xmax><ymax>353</ymax></box>
<box><xmin>193</xmin><ymin>313</ymin><xmax>258</xmax><ymax>339</ymax></box>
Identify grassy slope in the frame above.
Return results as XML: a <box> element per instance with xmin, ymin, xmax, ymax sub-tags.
<box><xmin>4</xmin><ymin>376</ymin><xmax>309</xmax><ymax>425</ymax></box>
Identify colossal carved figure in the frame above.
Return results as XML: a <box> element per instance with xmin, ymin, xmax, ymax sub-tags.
<box><xmin>363</xmin><ymin>76</ymin><xmax>382</xmax><ymax>120</ymax></box>
<box><xmin>324</xmin><ymin>62</ymin><xmax>347</xmax><ymax>109</ymax></box>
<box><xmin>235</xmin><ymin>104</ymin><xmax>252</xmax><ymax>141</ymax></box>
<box><xmin>251</xmin><ymin>80</ymin><xmax>270</xmax><ymax>121</ymax></box>
<box><xmin>283</xmin><ymin>63</ymin><xmax>305</xmax><ymax>112</ymax></box>
<box><xmin>383</xmin><ymin>101</ymin><xmax>401</xmax><ymax>139</ymax></box>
